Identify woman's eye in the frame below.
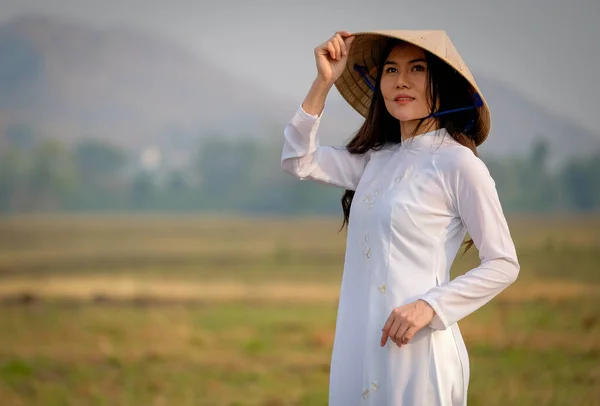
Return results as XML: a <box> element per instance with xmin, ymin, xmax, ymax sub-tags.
<box><xmin>385</xmin><ymin>67</ymin><xmax>397</xmax><ymax>73</ymax></box>
<box><xmin>412</xmin><ymin>65</ymin><xmax>426</xmax><ymax>72</ymax></box>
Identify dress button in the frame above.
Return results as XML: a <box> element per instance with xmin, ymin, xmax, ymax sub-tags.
<box><xmin>378</xmin><ymin>284</ymin><xmax>386</xmax><ymax>294</ymax></box>
<box><xmin>395</xmin><ymin>176</ymin><xmax>402</xmax><ymax>183</ymax></box>
<box><xmin>371</xmin><ymin>381</ymin><xmax>379</xmax><ymax>391</ymax></box>
<box><xmin>362</xmin><ymin>388</ymin><xmax>370</xmax><ymax>399</ymax></box>
<box><xmin>362</xmin><ymin>247</ymin><xmax>371</xmax><ymax>259</ymax></box>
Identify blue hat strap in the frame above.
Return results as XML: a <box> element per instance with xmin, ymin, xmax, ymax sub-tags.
<box><xmin>354</xmin><ymin>64</ymin><xmax>376</xmax><ymax>92</ymax></box>
<box><xmin>429</xmin><ymin>93</ymin><xmax>483</xmax><ymax>118</ymax></box>
<box><xmin>428</xmin><ymin>93</ymin><xmax>482</xmax><ymax>132</ymax></box>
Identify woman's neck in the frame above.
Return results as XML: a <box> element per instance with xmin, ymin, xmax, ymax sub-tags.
<box><xmin>400</xmin><ymin>118</ymin><xmax>440</xmax><ymax>142</ymax></box>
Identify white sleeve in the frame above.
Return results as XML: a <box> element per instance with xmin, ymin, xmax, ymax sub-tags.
<box><xmin>420</xmin><ymin>152</ymin><xmax>520</xmax><ymax>330</ymax></box>
<box><xmin>281</xmin><ymin>105</ymin><xmax>370</xmax><ymax>190</ymax></box>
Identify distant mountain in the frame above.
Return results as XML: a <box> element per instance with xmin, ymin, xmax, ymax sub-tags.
<box><xmin>0</xmin><ymin>14</ymin><xmax>598</xmax><ymax>167</ymax></box>
<box><xmin>0</xmin><ymin>15</ymin><xmax>291</xmax><ymax>151</ymax></box>
<box><xmin>474</xmin><ymin>74</ymin><xmax>600</xmax><ymax>165</ymax></box>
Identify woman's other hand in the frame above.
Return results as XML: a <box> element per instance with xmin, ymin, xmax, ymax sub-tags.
<box><xmin>380</xmin><ymin>299</ymin><xmax>436</xmax><ymax>347</ymax></box>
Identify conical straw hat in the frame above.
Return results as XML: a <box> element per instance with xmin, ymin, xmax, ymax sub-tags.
<box><xmin>334</xmin><ymin>30</ymin><xmax>491</xmax><ymax>145</ymax></box>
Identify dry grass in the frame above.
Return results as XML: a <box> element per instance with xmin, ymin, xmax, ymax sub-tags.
<box><xmin>0</xmin><ymin>277</ymin><xmax>341</xmax><ymax>303</ymax></box>
<box><xmin>0</xmin><ymin>275</ymin><xmax>598</xmax><ymax>304</ymax></box>
<box><xmin>0</xmin><ymin>214</ymin><xmax>598</xmax><ymax>405</ymax></box>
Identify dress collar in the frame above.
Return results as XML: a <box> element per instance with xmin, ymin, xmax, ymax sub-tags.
<box><xmin>401</xmin><ymin>128</ymin><xmax>451</xmax><ymax>150</ymax></box>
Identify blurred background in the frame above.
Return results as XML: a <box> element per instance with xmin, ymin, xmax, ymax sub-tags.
<box><xmin>0</xmin><ymin>0</ymin><xmax>598</xmax><ymax>405</ymax></box>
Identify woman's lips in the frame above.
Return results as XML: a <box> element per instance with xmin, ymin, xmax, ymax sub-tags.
<box><xmin>394</xmin><ymin>97</ymin><xmax>414</xmax><ymax>105</ymax></box>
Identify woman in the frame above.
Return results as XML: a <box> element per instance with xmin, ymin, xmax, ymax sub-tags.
<box><xmin>281</xmin><ymin>30</ymin><xmax>519</xmax><ymax>406</ymax></box>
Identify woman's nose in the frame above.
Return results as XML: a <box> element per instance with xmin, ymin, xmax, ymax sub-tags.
<box><xmin>395</xmin><ymin>72</ymin><xmax>409</xmax><ymax>89</ymax></box>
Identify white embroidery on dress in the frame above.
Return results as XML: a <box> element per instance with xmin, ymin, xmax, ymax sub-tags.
<box><xmin>362</xmin><ymin>184</ymin><xmax>382</xmax><ymax>210</ymax></box>
<box><xmin>360</xmin><ymin>231</ymin><xmax>372</xmax><ymax>259</ymax></box>
<box><xmin>394</xmin><ymin>165</ymin><xmax>415</xmax><ymax>184</ymax></box>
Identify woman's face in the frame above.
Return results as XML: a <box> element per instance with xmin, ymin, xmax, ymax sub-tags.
<box><xmin>380</xmin><ymin>44</ymin><xmax>432</xmax><ymax>123</ymax></box>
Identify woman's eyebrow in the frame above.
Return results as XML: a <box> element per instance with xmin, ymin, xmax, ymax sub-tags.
<box><xmin>384</xmin><ymin>58</ymin><xmax>427</xmax><ymax>65</ymax></box>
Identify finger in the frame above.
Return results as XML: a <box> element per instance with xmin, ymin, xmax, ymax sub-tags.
<box><xmin>380</xmin><ymin>314</ymin><xmax>395</xmax><ymax>346</ymax></box>
<box><xmin>345</xmin><ymin>35</ymin><xmax>355</xmax><ymax>51</ymax></box>
<box><xmin>391</xmin><ymin>319</ymin><xmax>405</xmax><ymax>347</ymax></box>
<box><xmin>395</xmin><ymin>322</ymin><xmax>411</xmax><ymax>346</ymax></box>
<box><xmin>380</xmin><ymin>326</ymin><xmax>390</xmax><ymax>347</ymax></box>
<box><xmin>336</xmin><ymin>30</ymin><xmax>353</xmax><ymax>38</ymax></box>
<box><xmin>331</xmin><ymin>36</ymin><xmax>342</xmax><ymax>60</ymax></box>
<box><xmin>401</xmin><ymin>326</ymin><xmax>419</xmax><ymax>345</ymax></box>
<box><xmin>382</xmin><ymin>318</ymin><xmax>402</xmax><ymax>347</ymax></box>
<box><xmin>326</xmin><ymin>41</ymin><xmax>336</xmax><ymax>60</ymax></box>
<box><xmin>334</xmin><ymin>33</ymin><xmax>347</xmax><ymax>57</ymax></box>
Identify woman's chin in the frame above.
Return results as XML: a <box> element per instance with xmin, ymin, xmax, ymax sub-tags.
<box><xmin>390</xmin><ymin>112</ymin><xmax>422</xmax><ymax>122</ymax></box>
<box><xmin>385</xmin><ymin>105</ymin><xmax>427</xmax><ymax>122</ymax></box>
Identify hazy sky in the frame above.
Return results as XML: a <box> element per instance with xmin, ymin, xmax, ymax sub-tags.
<box><xmin>2</xmin><ymin>0</ymin><xmax>599</xmax><ymax>134</ymax></box>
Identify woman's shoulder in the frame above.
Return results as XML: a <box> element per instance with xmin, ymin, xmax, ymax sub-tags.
<box><xmin>433</xmin><ymin>139</ymin><xmax>492</xmax><ymax>181</ymax></box>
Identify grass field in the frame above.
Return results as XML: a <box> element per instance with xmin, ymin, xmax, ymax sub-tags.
<box><xmin>0</xmin><ymin>214</ymin><xmax>598</xmax><ymax>405</ymax></box>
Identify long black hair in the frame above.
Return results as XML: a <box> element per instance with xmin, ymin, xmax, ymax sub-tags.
<box><xmin>340</xmin><ymin>39</ymin><xmax>480</xmax><ymax>251</ymax></box>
